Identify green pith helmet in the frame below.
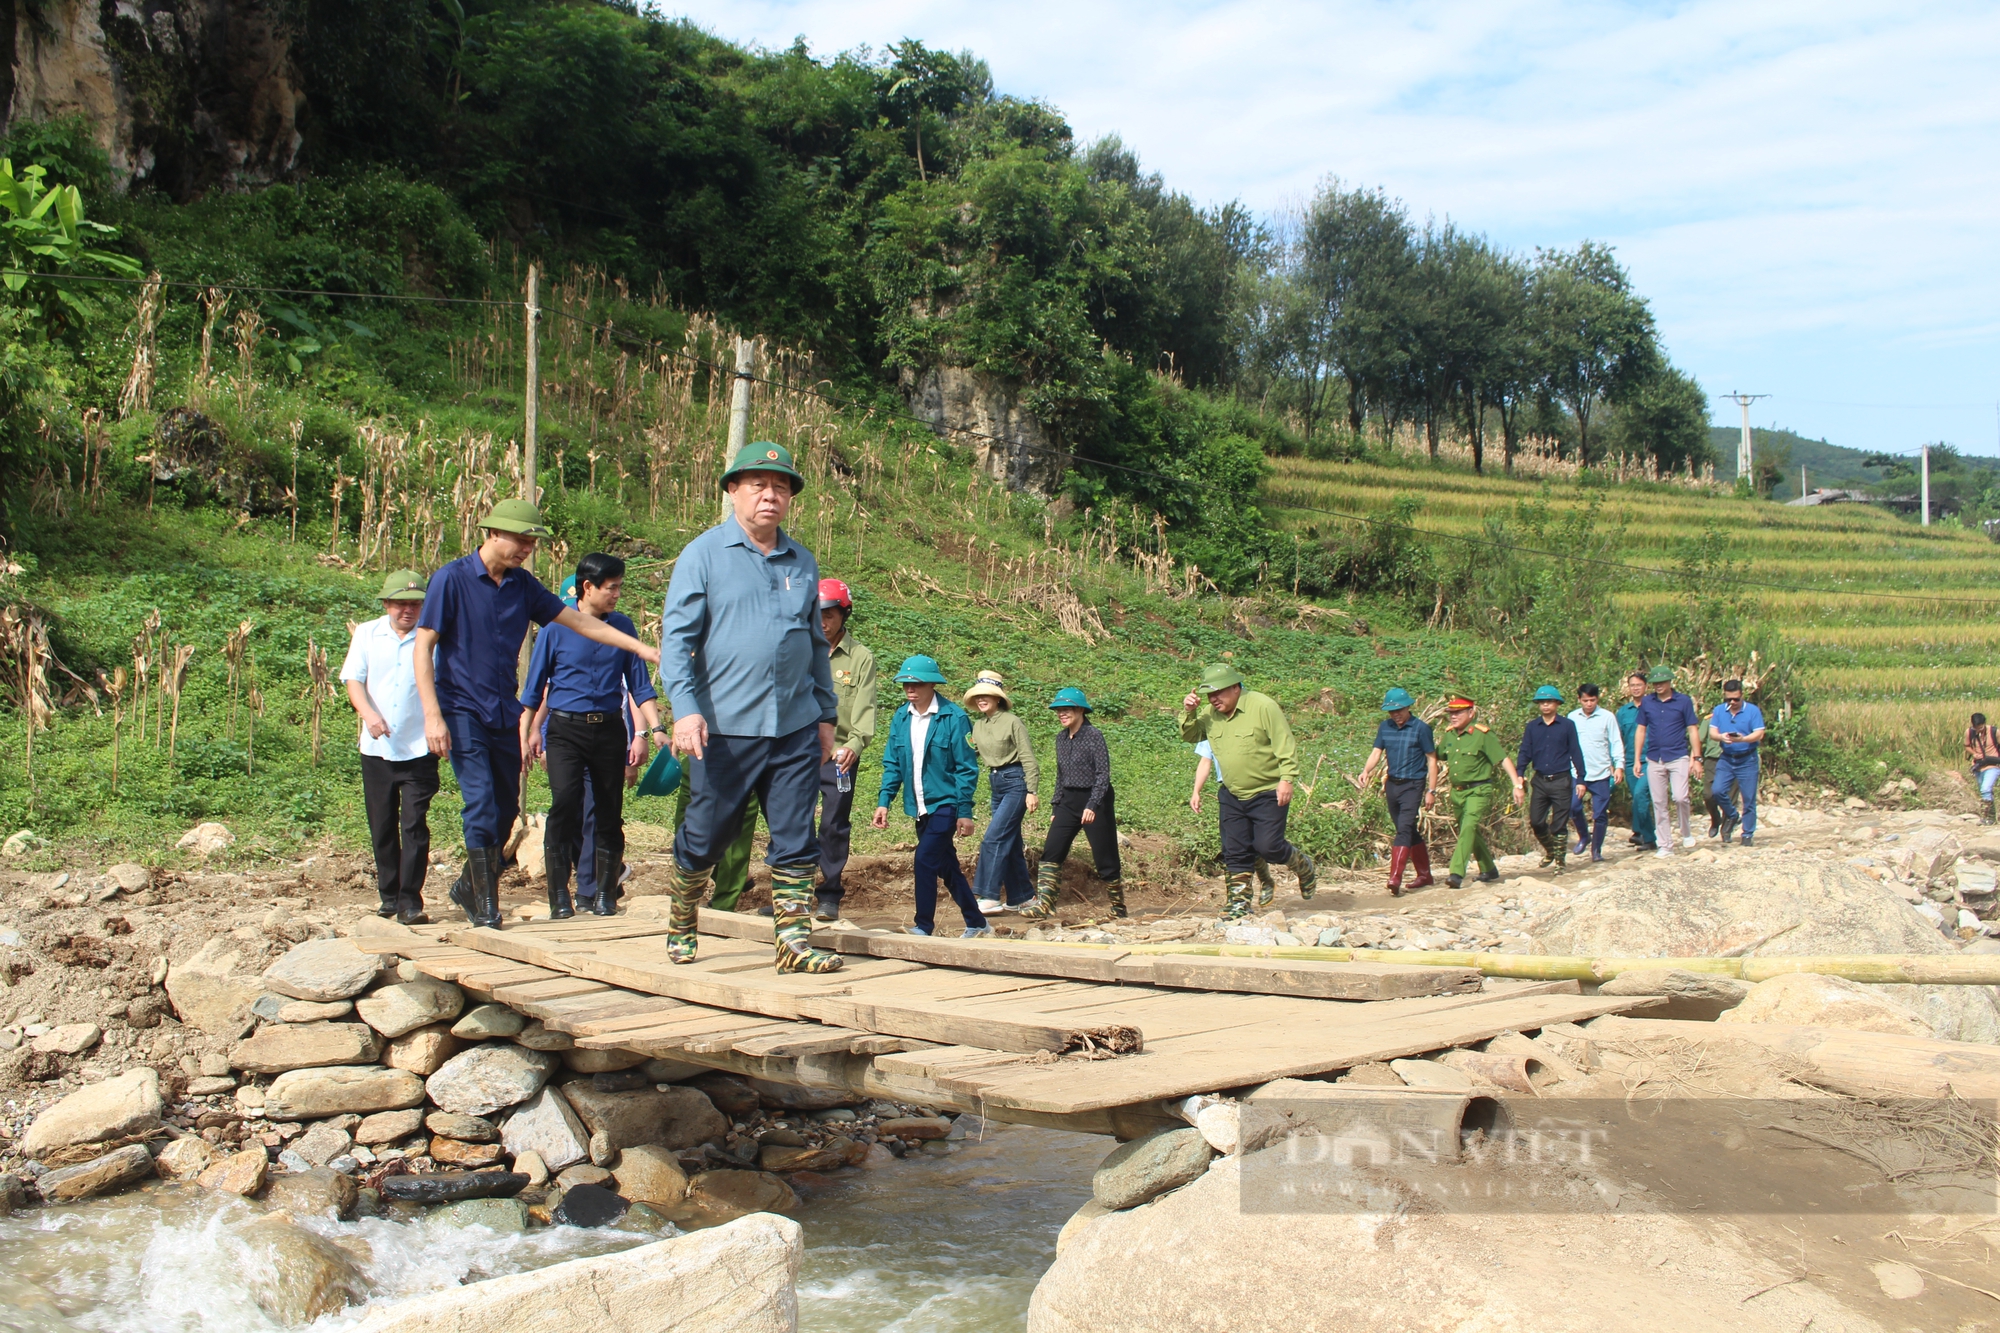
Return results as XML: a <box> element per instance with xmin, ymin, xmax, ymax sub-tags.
<box><xmin>1049</xmin><ymin>687</ymin><xmax>1092</xmax><ymax>713</ymax></box>
<box><xmin>722</xmin><ymin>440</ymin><xmax>806</xmax><ymax>494</ymax></box>
<box><xmin>1198</xmin><ymin>663</ymin><xmax>1244</xmax><ymax>694</ymax></box>
<box><xmin>378</xmin><ymin>569</ymin><xmax>426</xmax><ymax>601</ymax></box>
<box><xmin>1381</xmin><ymin>687</ymin><xmax>1415</xmax><ymax>712</ymax></box>
<box><xmin>1646</xmin><ymin>665</ymin><xmax>1675</xmax><ymax>684</ymax></box>
<box><xmin>893</xmin><ymin>654</ymin><xmax>947</xmax><ymax>685</ymax></box>
<box><xmin>481</xmin><ymin>497</ymin><xmax>552</xmax><ymax>537</ymax></box>
<box><xmin>1532</xmin><ymin>684</ymin><xmax>1564</xmax><ymax>702</ymax></box>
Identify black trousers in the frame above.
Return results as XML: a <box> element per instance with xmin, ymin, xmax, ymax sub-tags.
<box><xmin>1384</xmin><ymin>776</ymin><xmax>1426</xmax><ymax>848</ymax></box>
<box><xmin>816</xmin><ymin>758</ymin><xmax>857</xmax><ymax>900</ymax></box>
<box><xmin>1528</xmin><ymin>773</ymin><xmax>1572</xmax><ymax>848</ymax></box>
<box><xmin>1041</xmin><ymin>787</ymin><xmax>1121</xmax><ymax>880</ymax></box>
<box><xmin>360</xmin><ymin>753</ymin><xmax>439</xmax><ymax>911</ymax></box>
<box><xmin>1218</xmin><ymin>786</ymin><xmax>1295</xmax><ymax>874</ymax></box>
<box><xmin>545</xmin><ymin>713</ymin><xmax>628</xmax><ymax>894</ymax></box>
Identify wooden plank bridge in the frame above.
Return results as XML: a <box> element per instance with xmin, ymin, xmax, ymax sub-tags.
<box><xmin>358</xmin><ymin>910</ymin><xmax>1653</xmax><ymax>1136</ymax></box>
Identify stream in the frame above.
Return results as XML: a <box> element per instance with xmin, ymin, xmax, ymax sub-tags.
<box><xmin>0</xmin><ymin>1123</ymin><xmax>1103</xmax><ymax>1333</ymax></box>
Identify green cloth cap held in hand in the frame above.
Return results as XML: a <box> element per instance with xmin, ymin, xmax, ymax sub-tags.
<box><xmin>1198</xmin><ymin>664</ymin><xmax>1244</xmax><ymax>694</ymax></box>
<box><xmin>378</xmin><ymin>569</ymin><xmax>427</xmax><ymax>601</ymax></box>
<box><xmin>1049</xmin><ymin>687</ymin><xmax>1092</xmax><ymax>712</ymax></box>
<box><xmin>1532</xmin><ymin>684</ymin><xmax>1564</xmax><ymax>702</ymax></box>
<box><xmin>1381</xmin><ymin>687</ymin><xmax>1415</xmax><ymax>711</ymax></box>
<box><xmin>480</xmin><ymin>497</ymin><xmax>552</xmax><ymax>536</ymax></box>
<box><xmin>893</xmin><ymin>655</ymin><xmax>947</xmax><ymax>685</ymax></box>
<box><xmin>721</xmin><ymin>440</ymin><xmax>807</xmax><ymax>494</ymax></box>
<box><xmin>636</xmin><ymin>749</ymin><xmax>683</xmax><ymax>799</ymax></box>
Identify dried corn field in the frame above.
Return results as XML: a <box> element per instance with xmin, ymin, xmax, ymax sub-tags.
<box><xmin>1265</xmin><ymin>453</ymin><xmax>2000</xmax><ymax>759</ymax></box>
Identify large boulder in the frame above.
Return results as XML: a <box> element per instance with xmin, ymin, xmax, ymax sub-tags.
<box><xmin>611</xmin><ymin>1144</ymin><xmax>689</xmax><ymax>1209</ymax></box>
<box><xmin>1719</xmin><ymin>972</ymin><xmax>1934</xmax><ymax>1037</ymax></box>
<box><xmin>233</xmin><ymin>1215</ymin><xmax>368</xmax><ymax>1325</ymax></box>
<box><xmin>164</xmin><ymin>938</ymin><xmax>264</xmax><ymax>1038</ymax></box>
<box><xmin>1092</xmin><ymin>1129</ymin><xmax>1213</xmax><ymax>1210</ymax></box>
<box><xmin>1535</xmin><ymin>859</ymin><xmax>2000</xmax><ymax>1042</ymax></box>
<box><xmin>680</xmin><ymin>1170</ymin><xmax>798</xmax><ymax>1224</ymax></box>
<box><xmin>561</xmin><ymin>1083</ymin><xmax>726</xmax><ymax>1152</ymax></box>
<box><xmin>21</xmin><ymin>1068</ymin><xmax>163</xmax><ymax>1157</ymax></box>
<box><xmin>500</xmin><ymin>1086</ymin><xmax>590</xmax><ymax>1172</ymax></box>
<box><xmin>1030</xmin><ymin>1147</ymin><xmax>1892</xmax><ymax>1332</ymax></box>
<box><xmin>426</xmin><ymin>1046</ymin><xmax>559</xmax><ymax>1117</ymax></box>
<box><xmin>342</xmin><ymin>1214</ymin><xmax>801</xmax><ymax>1333</ymax></box>
<box><xmin>229</xmin><ymin>1022</ymin><xmax>383</xmax><ymax>1074</ymax></box>
<box><xmin>385</xmin><ymin>1024</ymin><xmax>463</xmax><ymax>1076</ymax></box>
<box><xmin>355</xmin><ymin>978</ymin><xmax>465</xmax><ymax>1038</ymax></box>
<box><xmin>263</xmin><ymin>1066</ymin><xmax>426</xmax><ymax>1120</ymax></box>
<box><xmin>262</xmin><ymin>939</ymin><xmax>383</xmax><ymax>1003</ymax></box>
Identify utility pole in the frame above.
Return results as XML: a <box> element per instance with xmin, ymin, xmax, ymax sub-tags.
<box><xmin>1921</xmin><ymin>443</ymin><xmax>1930</xmax><ymax>527</ymax></box>
<box><xmin>1800</xmin><ymin>463</ymin><xmax>1807</xmax><ymax>499</ymax></box>
<box><xmin>1726</xmin><ymin>392</ymin><xmax>1768</xmax><ymax>489</ymax></box>
<box><xmin>522</xmin><ymin>262</ymin><xmax>540</xmax><ymax>503</ymax></box>
<box><xmin>724</xmin><ymin>336</ymin><xmax>755</xmax><ymax>521</ymax></box>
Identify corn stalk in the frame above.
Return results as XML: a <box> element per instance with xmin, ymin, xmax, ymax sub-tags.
<box><xmin>304</xmin><ymin>638</ymin><xmax>332</xmax><ymax>767</ymax></box>
<box><xmin>118</xmin><ymin>272</ymin><xmax>162</xmax><ymax>419</ymax></box>
<box><xmin>0</xmin><ymin>606</ymin><xmax>52</xmax><ymax>805</ymax></box>
<box><xmin>233</xmin><ymin>308</ymin><xmax>263</xmax><ymax>413</ymax></box>
<box><xmin>193</xmin><ymin>288</ymin><xmax>228</xmax><ymax>406</ymax></box>
<box><xmin>222</xmin><ymin>619</ymin><xmax>252</xmax><ymax>740</ymax></box>
<box><xmin>164</xmin><ymin>643</ymin><xmax>194</xmax><ymax>769</ymax></box>
<box><xmin>100</xmin><ymin>666</ymin><xmax>127</xmax><ymax>793</ymax></box>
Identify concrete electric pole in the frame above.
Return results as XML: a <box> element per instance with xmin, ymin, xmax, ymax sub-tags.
<box><xmin>1726</xmin><ymin>392</ymin><xmax>1768</xmax><ymax>489</ymax></box>
<box><xmin>1921</xmin><ymin>444</ymin><xmax>1930</xmax><ymax>527</ymax></box>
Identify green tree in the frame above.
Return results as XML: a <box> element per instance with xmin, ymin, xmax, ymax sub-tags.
<box><xmin>1530</xmin><ymin>242</ymin><xmax>1658</xmax><ymax>465</ymax></box>
<box><xmin>1606</xmin><ymin>363</ymin><xmax>1715</xmax><ymax>475</ymax></box>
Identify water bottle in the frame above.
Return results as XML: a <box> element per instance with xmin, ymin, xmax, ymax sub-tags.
<box><xmin>836</xmin><ymin>764</ymin><xmax>853</xmax><ymax>794</ymax></box>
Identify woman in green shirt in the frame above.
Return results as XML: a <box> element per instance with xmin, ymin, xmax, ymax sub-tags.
<box><xmin>965</xmin><ymin>671</ymin><xmax>1041</xmax><ymax>913</ymax></box>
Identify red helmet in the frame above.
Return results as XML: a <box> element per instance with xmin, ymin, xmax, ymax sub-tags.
<box><xmin>817</xmin><ymin>577</ymin><xmax>852</xmax><ymax>611</ymax></box>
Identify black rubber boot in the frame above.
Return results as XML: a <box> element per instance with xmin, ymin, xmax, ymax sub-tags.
<box><xmin>546</xmin><ymin>864</ymin><xmax>575</xmax><ymax>921</ymax></box>
<box><xmin>588</xmin><ymin>848</ymin><xmax>620</xmax><ymax>916</ymax></box>
<box><xmin>814</xmin><ymin>892</ymin><xmax>842</xmax><ymax>922</ymax></box>
<box><xmin>448</xmin><ymin>856</ymin><xmax>477</xmax><ymax>925</ymax></box>
<box><xmin>466</xmin><ymin>846</ymin><xmax>503</xmax><ymax>929</ymax></box>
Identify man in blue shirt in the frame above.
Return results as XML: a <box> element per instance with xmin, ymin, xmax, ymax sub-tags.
<box><xmin>660</xmin><ymin>442</ymin><xmax>841</xmax><ymax>975</ymax></box>
<box><xmin>519</xmin><ymin>553</ymin><xmax>663</xmax><ymax>921</ymax></box>
<box><xmin>1633</xmin><ymin>664</ymin><xmax>1703</xmax><ymax>858</ymax></box>
<box><xmin>1566</xmin><ymin>684</ymin><xmax>1626</xmax><ymax>863</ymax></box>
<box><xmin>340</xmin><ymin>569</ymin><xmax>436</xmax><ymax>924</ymax></box>
<box><xmin>414</xmin><ymin>499</ymin><xmax>661</xmax><ymax>928</ymax></box>
<box><xmin>1517</xmin><ymin>686</ymin><xmax>1588</xmax><ymax>872</ymax></box>
<box><xmin>1708</xmin><ymin>679</ymin><xmax>1766</xmax><ymax>846</ymax></box>
<box><xmin>1357</xmin><ymin>688</ymin><xmax>1438</xmax><ymax>894</ymax></box>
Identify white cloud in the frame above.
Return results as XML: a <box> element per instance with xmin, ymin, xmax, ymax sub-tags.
<box><xmin>663</xmin><ymin>1</ymin><xmax>2000</xmax><ymax>452</ymax></box>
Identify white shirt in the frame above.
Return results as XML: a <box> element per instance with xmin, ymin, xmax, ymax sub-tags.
<box><xmin>340</xmin><ymin>615</ymin><xmax>433</xmax><ymax>762</ymax></box>
<box><xmin>1196</xmin><ymin>738</ymin><xmax>1225</xmax><ymax>787</ymax></box>
<box><xmin>908</xmin><ymin>694</ymin><xmax>941</xmax><ymax>816</ymax></box>
<box><xmin>1567</xmin><ymin>705</ymin><xmax>1627</xmax><ymax>783</ymax></box>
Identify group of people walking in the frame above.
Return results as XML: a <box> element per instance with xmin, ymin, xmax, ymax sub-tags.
<box><xmin>338</xmin><ymin>437</ymin><xmax>1778</xmax><ymax>972</ymax></box>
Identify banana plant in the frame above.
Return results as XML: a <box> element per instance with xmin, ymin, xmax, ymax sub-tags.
<box><xmin>0</xmin><ymin>158</ymin><xmax>142</xmax><ymax>337</ymax></box>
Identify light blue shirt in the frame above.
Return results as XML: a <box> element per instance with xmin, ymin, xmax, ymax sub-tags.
<box><xmin>1196</xmin><ymin>738</ymin><xmax>1223</xmax><ymax>787</ymax></box>
<box><xmin>660</xmin><ymin>514</ymin><xmax>837</xmax><ymax>739</ymax></box>
<box><xmin>1710</xmin><ymin>700</ymin><xmax>1766</xmax><ymax>758</ymax></box>
<box><xmin>339</xmin><ymin>615</ymin><xmax>433</xmax><ymax>762</ymax></box>
<box><xmin>1566</xmin><ymin>705</ymin><xmax>1626</xmax><ymax>782</ymax></box>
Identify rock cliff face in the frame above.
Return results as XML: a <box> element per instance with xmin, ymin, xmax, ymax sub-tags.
<box><xmin>905</xmin><ymin>364</ymin><xmax>1066</xmax><ymax>496</ymax></box>
<box><xmin>0</xmin><ymin>0</ymin><xmax>304</xmax><ymax>195</ymax></box>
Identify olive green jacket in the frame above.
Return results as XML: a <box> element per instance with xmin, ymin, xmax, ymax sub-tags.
<box><xmin>829</xmin><ymin>636</ymin><xmax>877</xmax><ymax>753</ymax></box>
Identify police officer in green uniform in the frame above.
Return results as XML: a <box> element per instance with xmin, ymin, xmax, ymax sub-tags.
<box><xmin>1432</xmin><ymin>695</ymin><xmax>1525</xmax><ymax>889</ymax></box>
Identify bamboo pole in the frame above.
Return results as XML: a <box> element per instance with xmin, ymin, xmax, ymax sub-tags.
<box><xmin>1037</xmin><ymin>941</ymin><xmax>2000</xmax><ymax>986</ymax></box>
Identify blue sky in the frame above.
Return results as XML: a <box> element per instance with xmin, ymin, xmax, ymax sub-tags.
<box><xmin>665</xmin><ymin>1</ymin><xmax>2000</xmax><ymax>455</ymax></box>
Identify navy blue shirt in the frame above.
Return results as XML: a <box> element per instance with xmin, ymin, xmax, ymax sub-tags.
<box><xmin>1373</xmin><ymin>716</ymin><xmax>1436</xmax><ymax>781</ymax></box>
<box><xmin>1637</xmin><ymin>691</ymin><xmax>1699</xmax><ymax>763</ymax></box>
<box><xmin>1709</xmin><ymin>700</ymin><xmax>1766</xmax><ymax>759</ymax></box>
<box><xmin>1516</xmin><ymin>714</ymin><xmax>1587</xmax><ymax>781</ymax></box>
<box><xmin>519</xmin><ymin>611</ymin><xmax>657</xmax><ymax>716</ymax></box>
<box><xmin>417</xmin><ymin>550</ymin><xmax>567</xmax><ymax>730</ymax></box>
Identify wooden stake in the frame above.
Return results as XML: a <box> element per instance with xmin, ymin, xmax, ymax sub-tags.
<box><xmin>523</xmin><ymin>262</ymin><xmax>540</xmax><ymax>503</ymax></box>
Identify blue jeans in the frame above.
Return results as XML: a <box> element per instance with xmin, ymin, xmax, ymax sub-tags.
<box><xmin>914</xmin><ymin>805</ymin><xmax>986</xmax><ymax>934</ymax></box>
<box><xmin>1569</xmin><ymin>778</ymin><xmax>1613</xmax><ymax>855</ymax></box>
<box><xmin>445</xmin><ymin>714</ymin><xmax>521</xmax><ymax>849</ymax></box>
<box><xmin>973</xmin><ymin>764</ymin><xmax>1035</xmax><ymax>906</ymax></box>
<box><xmin>1711</xmin><ymin>753</ymin><xmax>1759</xmax><ymax>835</ymax></box>
<box><xmin>673</xmin><ymin>724</ymin><xmax>822</xmax><ymax>873</ymax></box>
<box><xmin>1627</xmin><ymin>766</ymin><xmax>1656</xmax><ymax>846</ymax></box>
<box><xmin>1980</xmin><ymin>766</ymin><xmax>2000</xmax><ymax>800</ymax></box>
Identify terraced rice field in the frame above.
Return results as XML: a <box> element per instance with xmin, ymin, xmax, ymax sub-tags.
<box><xmin>1264</xmin><ymin>457</ymin><xmax>2000</xmax><ymax>764</ymax></box>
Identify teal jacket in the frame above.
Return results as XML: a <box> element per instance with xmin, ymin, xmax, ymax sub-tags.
<box><xmin>877</xmin><ymin>698</ymin><xmax>981</xmax><ymax>818</ymax></box>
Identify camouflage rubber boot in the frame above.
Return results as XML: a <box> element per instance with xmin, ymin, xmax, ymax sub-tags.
<box><xmin>1288</xmin><ymin>848</ymin><xmax>1318</xmax><ymax>899</ymax></box>
<box><xmin>664</xmin><ymin>859</ymin><xmax>712</xmax><ymax>965</ymax></box>
<box><xmin>1985</xmin><ymin>799</ymin><xmax>1995</xmax><ymax>826</ymax></box>
<box><xmin>1018</xmin><ymin>863</ymin><xmax>1062</xmax><ymax>920</ymax></box>
<box><xmin>1254</xmin><ymin>860</ymin><xmax>1275</xmax><ymax>909</ymax></box>
<box><xmin>771</xmin><ymin>866</ymin><xmax>843</xmax><ymax>974</ymax></box>
<box><xmin>1222</xmin><ymin>871</ymin><xmax>1255</xmax><ymax>920</ymax></box>
<box><xmin>1103</xmin><ymin>879</ymin><xmax>1128</xmax><ymax>919</ymax></box>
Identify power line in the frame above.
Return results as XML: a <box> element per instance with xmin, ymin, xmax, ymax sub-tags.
<box><xmin>2</xmin><ymin>268</ymin><xmax>519</xmax><ymax>307</ymax></box>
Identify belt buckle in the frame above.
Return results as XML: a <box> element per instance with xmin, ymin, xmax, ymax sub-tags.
<box><xmin>585</xmin><ymin>711</ymin><xmax>605</xmax><ymax>724</ymax></box>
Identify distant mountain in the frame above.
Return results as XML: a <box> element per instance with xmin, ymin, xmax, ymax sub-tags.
<box><xmin>1709</xmin><ymin>426</ymin><xmax>2000</xmax><ymax>501</ymax></box>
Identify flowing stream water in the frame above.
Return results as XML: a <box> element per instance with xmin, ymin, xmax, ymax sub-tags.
<box><xmin>0</xmin><ymin>1123</ymin><xmax>1102</xmax><ymax>1333</ymax></box>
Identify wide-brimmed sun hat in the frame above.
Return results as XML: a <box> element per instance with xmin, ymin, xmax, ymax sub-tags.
<box><xmin>963</xmin><ymin>670</ymin><xmax>1011</xmax><ymax>708</ymax></box>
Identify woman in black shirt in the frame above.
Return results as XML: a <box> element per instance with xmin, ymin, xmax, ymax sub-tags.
<box><xmin>1023</xmin><ymin>687</ymin><xmax>1124</xmax><ymax>920</ymax></box>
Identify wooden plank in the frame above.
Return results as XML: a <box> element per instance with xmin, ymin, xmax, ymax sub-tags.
<box><xmin>453</xmin><ymin>963</ymin><xmax>561</xmax><ymax>990</ymax></box>
<box><xmin>682</xmin><ymin>1023</ymin><xmax>818</xmax><ymax>1055</ymax></box>
<box><xmin>540</xmin><ymin>996</ymin><xmax>696</xmax><ymax>1033</ymax></box>
<box><xmin>1122</xmin><ymin>954</ymin><xmax>1483</xmax><ymax>1001</ymax></box>
<box><xmin>848</xmin><ymin>1035</ymin><xmax>934</xmax><ymax>1055</ymax></box>
<box><xmin>826</xmin><ymin>930</ymin><xmax>1132</xmax><ymax>983</ymax></box>
<box><xmin>939</xmin><ymin>994</ymin><xmax>1660</xmax><ymax>1114</ymax></box>
<box><xmin>579</xmin><ymin>1015</ymin><xmax>795</xmax><ymax>1052</ymax></box>
<box><xmin>794</xmin><ymin>992</ymin><xmax>1140</xmax><ymax>1056</ymax></box>
<box><xmin>490</xmin><ymin>977</ymin><xmax>612</xmax><ymax>1006</ymax></box>
<box><xmin>562</xmin><ymin>1001</ymin><xmax>706</xmax><ymax>1037</ymax></box>
<box><xmin>732</xmin><ymin>1027</ymin><xmax>877</xmax><ymax>1059</ymax></box>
